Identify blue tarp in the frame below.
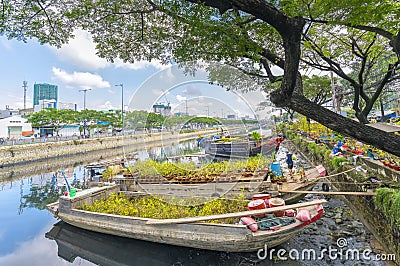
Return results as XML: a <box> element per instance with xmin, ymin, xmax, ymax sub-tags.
<box><xmin>270</xmin><ymin>163</ymin><xmax>282</xmax><ymax>176</ymax></box>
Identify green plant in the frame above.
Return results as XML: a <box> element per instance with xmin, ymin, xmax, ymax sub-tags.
<box><xmin>375</xmin><ymin>188</ymin><xmax>400</xmax><ymax>226</ymax></box>
<box><xmin>324</xmin><ymin>149</ymin><xmax>332</xmax><ymax>161</ymax></box>
<box><xmin>102</xmin><ymin>165</ymin><xmax>122</xmax><ymax>180</ymax></box>
<box><xmin>330</xmin><ymin>157</ymin><xmax>349</xmax><ymax>168</ymax></box>
<box><xmin>250</xmin><ymin>131</ymin><xmax>262</xmax><ymax>141</ymax></box>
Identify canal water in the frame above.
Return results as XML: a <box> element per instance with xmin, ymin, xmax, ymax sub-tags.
<box><xmin>0</xmin><ymin>141</ymin><xmax>389</xmax><ymax>266</ymax></box>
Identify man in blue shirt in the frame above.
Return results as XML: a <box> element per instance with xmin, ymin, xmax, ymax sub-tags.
<box><xmin>286</xmin><ymin>151</ymin><xmax>294</xmax><ymax>176</ymax></box>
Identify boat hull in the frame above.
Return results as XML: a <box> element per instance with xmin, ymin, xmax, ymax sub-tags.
<box><xmin>204</xmin><ymin>140</ymin><xmax>275</xmax><ymax>159</ymax></box>
<box><xmin>57</xmin><ymin>209</ymin><xmax>301</xmax><ymax>252</ymax></box>
<box><xmin>48</xmin><ymin>186</ymin><xmax>322</xmax><ymax>252</ymax></box>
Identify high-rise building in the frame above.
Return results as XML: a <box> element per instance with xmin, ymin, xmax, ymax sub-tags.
<box><xmin>33</xmin><ymin>83</ymin><xmax>58</xmax><ymax>107</ymax></box>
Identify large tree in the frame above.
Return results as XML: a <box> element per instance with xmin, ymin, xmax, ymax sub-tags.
<box><xmin>2</xmin><ymin>0</ymin><xmax>400</xmax><ymax>156</ymax></box>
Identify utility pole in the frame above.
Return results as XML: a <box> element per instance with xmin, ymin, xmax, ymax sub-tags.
<box><xmin>79</xmin><ymin>89</ymin><xmax>91</xmax><ymax>138</ymax></box>
<box><xmin>22</xmin><ymin>81</ymin><xmax>28</xmax><ymax>110</ymax></box>
<box><xmin>185</xmin><ymin>99</ymin><xmax>188</xmax><ymax>116</ymax></box>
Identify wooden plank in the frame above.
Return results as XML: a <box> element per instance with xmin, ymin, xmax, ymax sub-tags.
<box><xmin>146</xmin><ymin>199</ymin><xmax>327</xmax><ymax>225</ymax></box>
<box><xmin>279</xmin><ymin>190</ymin><xmax>376</xmax><ymax>196</ymax></box>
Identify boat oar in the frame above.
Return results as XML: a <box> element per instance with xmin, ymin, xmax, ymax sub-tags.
<box><xmin>279</xmin><ymin>190</ymin><xmax>376</xmax><ymax>196</ymax></box>
<box><xmin>61</xmin><ymin>170</ymin><xmax>71</xmax><ymax>192</ymax></box>
<box><xmin>146</xmin><ymin>199</ymin><xmax>327</xmax><ymax>225</ymax></box>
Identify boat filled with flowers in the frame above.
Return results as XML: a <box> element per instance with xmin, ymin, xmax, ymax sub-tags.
<box><xmin>47</xmin><ymin>185</ymin><xmax>325</xmax><ymax>252</ymax></box>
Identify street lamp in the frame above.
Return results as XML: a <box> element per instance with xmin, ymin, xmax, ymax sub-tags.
<box><xmin>115</xmin><ymin>84</ymin><xmax>124</xmax><ymax>136</ymax></box>
<box><xmin>79</xmin><ymin>89</ymin><xmax>91</xmax><ymax>138</ymax></box>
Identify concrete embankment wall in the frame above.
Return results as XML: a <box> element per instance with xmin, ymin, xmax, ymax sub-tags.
<box><xmin>289</xmin><ymin>138</ymin><xmax>400</xmax><ymax>262</ymax></box>
<box><xmin>0</xmin><ymin>129</ymin><xmax>219</xmax><ymax>180</ymax></box>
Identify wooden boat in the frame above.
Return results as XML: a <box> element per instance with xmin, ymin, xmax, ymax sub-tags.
<box><xmin>114</xmin><ymin>165</ymin><xmax>325</xmax><ymax>204</ymax></box>
<box><xmin>46</xmin><ymin>185</ymin><xmax>325</xmax><ymax>252</ymax></box>
<box><xmin>203</xmin><ymin>139</ymin><xmax>275</xmax><ymax>159</ymax></box>
<box><xmin>46</xmin><ymin>221</ymin><xmax>253</xmax><ymax>266</ymax></box>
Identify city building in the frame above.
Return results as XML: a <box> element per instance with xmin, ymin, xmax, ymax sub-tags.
<box><xmin>0</xmin><ymin>115</ymin><xmax>32</xmax><ymax>139</ymax></box>
<box><xmin>58</xmin><ymin>102</ymin><xmax>77</xmax><ymax>111</ymax></box>
<box><xmin>19</xmin><ymin>108</ymin><xmax>34</xmax><ymax>116</ymax></box>
<box><xmin>34</xmin><ymin>99</ymin><xmax>57</xmax><ymax>112</ymax></box>
<box><xmin>33</xmin><ymin>83</ymin><xmax>58</xmax><ymax>108</ymax></box>
<box><xmin>0</xmin><ymin>106</ymin><xmax>19</xmax><ymax>119</ymax></box>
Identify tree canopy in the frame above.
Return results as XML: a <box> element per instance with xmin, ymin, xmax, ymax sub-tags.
<box><xmin>2</xmin><ymin>0</ymin><xmax>400</xmax><ymax>156</ymax></box>
<box><xmin>26</xmin><ymin>108</ymin><xmax>122</xmax><ymax>134</ymax></box>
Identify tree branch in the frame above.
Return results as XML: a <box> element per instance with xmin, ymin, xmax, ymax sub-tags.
<box><xmin>260</xmin><ymin>58</ymin><xmax>280</xmax><ymax>82</ymax></box>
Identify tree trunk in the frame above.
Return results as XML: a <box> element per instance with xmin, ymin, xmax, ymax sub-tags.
<box><xmin>288</xmin><ymin>95</ymin><xmax>400</xmax><ymax>157</ymax></box>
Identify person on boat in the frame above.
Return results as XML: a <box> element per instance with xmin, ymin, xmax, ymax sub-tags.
<box><xmin>285</xmin><ymin>151</ymin><xmax>294</xmax><ymax>176</ymax></box>
<box><xmin>274</xmin><ymin>135</ymin><xmax>284</xmax><ymax>152</ymax></box>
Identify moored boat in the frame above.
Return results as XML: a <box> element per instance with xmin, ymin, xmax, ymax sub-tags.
<box><xmin>114</xmin><ymin>164</ymin><xmax>325</xmax><ymax>204</ymax></box>
<box><xmin>46</xmin><ymin>185</ymin><xmax>325</xmax><ymax>252</ymax></box>
<box><xmin>203</xmin><ymin>139</ymin><xmax>275</xmax><ymax>159</ymax></box>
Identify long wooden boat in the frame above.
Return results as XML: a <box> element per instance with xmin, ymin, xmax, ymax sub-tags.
<box><xmin>46</xmin><ymin>221</ymin><xmax>241</xmax><ymax>266</ymax></box>
<box><xmin>203</xmin><ymin>139</ymin><xmax>275</xmax><ymax>159</ymax></box>
<box><xmin>114</xmin><ymin>166</ymin><xmax>325</xmax><ymax>204</ymax></box>
<box><xmin>46</xmin><ymin>185</ymin><xmax>325</xmax><ymax>252</ymax></box>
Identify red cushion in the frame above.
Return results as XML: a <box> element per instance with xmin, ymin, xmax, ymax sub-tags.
<box><xmin>296</xmin><ymin>209</ymin><xmax>311</xmax><ymax>222</ymax></box>
<box><xmin>240</xmin><ymin>216</ymin><xmax>258</xmax><ymax>232</ymax></box>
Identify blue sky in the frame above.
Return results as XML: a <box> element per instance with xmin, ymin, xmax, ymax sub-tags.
<box><xmin>0</xmin><ymin>30</ymin><xmax>272</xmax><ymax>119</ymax></box>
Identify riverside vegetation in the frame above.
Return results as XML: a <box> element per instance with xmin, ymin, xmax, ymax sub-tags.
<box><xmin>278</xmin><ymin>120</ymin><xmax>400</xmax><ymax>255</ymax></box>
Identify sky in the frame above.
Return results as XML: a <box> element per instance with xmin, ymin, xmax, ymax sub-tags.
<box><xmin>0</xmin><ymin>29</ymin><xmax>273</xmax><ymax>119</ymax></box>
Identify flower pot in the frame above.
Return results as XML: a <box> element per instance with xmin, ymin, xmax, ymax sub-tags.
<box><xmin>269</xmin><ymin>198</ymin><xmax>285</xmax><ymax>217</ymax></box>
<box><xmin>247</xmin><ymin>199</ymin><xmax>267</xmax><ymax>218</ymax></box>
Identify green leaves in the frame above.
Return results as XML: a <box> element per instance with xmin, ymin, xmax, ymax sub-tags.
<box><xmin>25</xmin><ymin>108</ymin><xmax>122</xmax><ymax>129</ymax></box>
<box><xmin>375</xmin><ymin>188</ymin><xmax>400</xmax><ymax>226</ymax></box>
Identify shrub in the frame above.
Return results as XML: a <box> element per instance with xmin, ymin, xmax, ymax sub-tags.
<box><xmin>375</xmin><ymin>188</ymin><xmax>400</xmax><ymax>226</ymax></box>
<box><xmin>330</xmin><ymin>156</ymin><xmax>349</xmax><ymax>168</ymax></box>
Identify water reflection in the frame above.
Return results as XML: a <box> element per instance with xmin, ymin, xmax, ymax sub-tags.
<box><xmin>46</xmin><ymin>222</ymin><xmax>298</xmax><ymax>266</ymax></box>
<box><xmin>139</xmin><ymin>140</ymin><xmax>202</xmax><ymax>162</ymax></box>
<box><xmin>0</xmin><ymin>221</ymin><xmax>93</xmax><ymax>266</ymax></box>
<box><xmin>0</xmin><ymin>140</ymin><xmax>208</xmax><ymax>261</ymax></box>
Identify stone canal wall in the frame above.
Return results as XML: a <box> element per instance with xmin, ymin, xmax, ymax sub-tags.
<box><xmin>287</xmin><ymin>136</ymin><xmax>400</xmax><ymax>262</ymax></box>
<box><xmin>0</xmin><ymin>129</ymin><xmax>218</xmax><ymax>168</ymax></box>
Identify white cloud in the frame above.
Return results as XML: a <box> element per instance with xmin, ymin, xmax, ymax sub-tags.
<box><xmin>49</xmin><ymin>29</ymin><xmax>170</xmax><ymax>71</ymax></box>
<box><xmin>183</xmin><ymin>85</ymin><xmax>202</xmax><ymax>96</ymax></box>
<box><xmin>97</xmin><ymin>100</ymin><xmax>117</xmax><ymax>110</ymax></box>
<box><xmin>176</xmin><ymin>95</ymin><xmax>187</xmax><ymax>102</ymax></box>
<box><xmin>49</xmin><ymin>30</ymin><xmax>109</xmax><ymax>70</ymax></box>
<box><xmin>114</xmin><ymin>58</ymin><xmax>169</xmax><ymax>70</ymax></box>
<box><xmin>52</xmin><ymin>67</ymin><xmax>110</xmax><ymax>89</ymax></box>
